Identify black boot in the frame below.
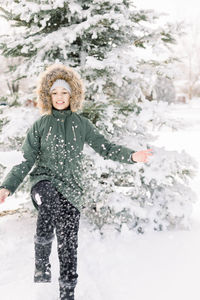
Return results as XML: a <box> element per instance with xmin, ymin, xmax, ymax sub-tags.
<box><xmin>34</xmin><ymin>262</ymin><xmax>51</xmax><ymax>283</ymax></box>
<box><xmin>60</xmin><ymin>287</ymin><xmax>74</xmax><ymax>300</ymax></box>
<box><xmin>34</xmin><ymin>234</ymin><xmax>54</xmax><ymax>283</ymax></box>
<box><xmin>59</xmin><ymin>277</ymin><xmax>77</xmax><ymax>300</ymax></box>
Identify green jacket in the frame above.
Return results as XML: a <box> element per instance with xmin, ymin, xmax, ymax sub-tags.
<box><xmin>0</xmin><ymin>108</ymin><xmax>136</xmax><ymax>211</ymax></box>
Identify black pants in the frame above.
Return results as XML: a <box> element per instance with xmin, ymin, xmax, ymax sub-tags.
<box><xmin>31</xmin><ymin>180</ymin><xmax>80</xmax><ymax>287</ymax></box>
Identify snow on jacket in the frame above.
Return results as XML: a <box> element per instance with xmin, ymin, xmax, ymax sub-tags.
<box><xmin>0</xmin><ymin>64</ymin><xmax>136</xmax><ymax>211</ymax></box>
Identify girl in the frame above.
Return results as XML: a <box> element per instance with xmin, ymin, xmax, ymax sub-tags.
<box><xmin>0</xmin><ymin>64</ymin><xmax>152</xmax><ymax>300</ymax></box>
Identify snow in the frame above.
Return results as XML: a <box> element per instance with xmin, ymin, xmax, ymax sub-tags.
<box><xmin>1</xmin><ymin>99</ymin><xmax>200</xmax><ymax>299</ymax></box>
<box><xmin>0</xmin><ymin>106</ymin><xmax>40</xmax><ymax>142</ymax></box>
<box><xmin>1</xmin><ymin>209</ymin><xmax>200</xmax><ymax>300</ymax></box>
<box><xmin>0</xmin><ymin>150</ymin><xmax>25</xmax><ymax>168</ymax></box>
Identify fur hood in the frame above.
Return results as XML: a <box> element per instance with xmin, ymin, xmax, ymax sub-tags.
<box><xmin>36</xmin><ymin>64</ymin><xmax>85</xmax><ymax>114</ymax></box>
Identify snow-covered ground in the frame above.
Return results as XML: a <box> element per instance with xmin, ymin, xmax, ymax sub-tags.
<box><xmin>1</xmin><ymin>99</ymin><xmax>200</xmax><ymax>300</ymax></box>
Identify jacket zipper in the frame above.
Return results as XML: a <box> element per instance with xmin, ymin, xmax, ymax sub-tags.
<box><xmin>72</xmin><ymin>126</ymin><xmax>76</xmax><ymax>141</ymax></box>
<box><xmin>46</xmin><ymin>126</ymin><xmax>52</xmax><ymax>141</ymax></box>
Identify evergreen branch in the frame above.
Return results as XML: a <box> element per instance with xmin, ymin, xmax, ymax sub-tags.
<box><xmin>0</xmin><ymin>6</ymin><xmax>13</xmax><ymax>20</ymax></box>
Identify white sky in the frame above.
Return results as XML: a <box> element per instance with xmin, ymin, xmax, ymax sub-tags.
<box><xmin>134</xmin><ymin>0</ymin><xmax>200</xmax><ymax>21</ymax></box>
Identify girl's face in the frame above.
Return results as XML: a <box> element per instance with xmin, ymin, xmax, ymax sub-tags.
<box><xmin>51</xmin><ymin>86</ymin><xmax>70</xmax><ymax>110</ymax></box>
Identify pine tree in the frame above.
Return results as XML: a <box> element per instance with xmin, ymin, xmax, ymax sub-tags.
<box><xmin>0</xmin><ymin>0</ymin><xmax>196</xmax><ymax>233</ymax></box>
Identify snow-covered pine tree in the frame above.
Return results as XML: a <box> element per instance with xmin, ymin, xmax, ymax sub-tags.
<box><xmin>0</xmin><ymin>0</ymin><xmax>196</xmax><ymax>233</ymax></box>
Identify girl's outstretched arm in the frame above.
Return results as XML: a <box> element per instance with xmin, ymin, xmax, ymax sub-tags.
<box><xmin>0</xmin><ymin>119</ymin><xmax>41</xmax><ymax>198</ymax></box>
<box><xmin>84</xmin><ymin>118</ymin><xmax>152</xmax><ymax>164</ymax></box>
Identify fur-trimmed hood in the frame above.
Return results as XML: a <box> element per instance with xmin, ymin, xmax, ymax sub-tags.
<box><xmin>36</xmin><ymin>64</ymin><xmax>85</xmax><ymax>114</ymax></box>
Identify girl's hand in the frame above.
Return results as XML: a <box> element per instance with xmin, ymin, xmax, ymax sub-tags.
<box><xmin>0</xmin><ymin>188</ymin><xmax>10</xmax><ymax>204</ymax></box>
<box><xmin>132</xmin><ymin>149</ymin><xmax>153</xmax><ymax>163</ymax></box>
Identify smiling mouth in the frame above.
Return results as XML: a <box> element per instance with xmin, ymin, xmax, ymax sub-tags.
<box><xmin>56</xmin><ymin>101</ymin><xmax>65</xmax><ymax>104</ymax></box>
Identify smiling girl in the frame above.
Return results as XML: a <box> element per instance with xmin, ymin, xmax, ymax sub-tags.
<box><xmin>0</xmin><ymin>64</ymin><xmax>152</xmax><ymax>300</ymax></box>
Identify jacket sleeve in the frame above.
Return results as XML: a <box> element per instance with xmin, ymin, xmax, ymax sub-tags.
<box><xmin>0</xmin><ymin>119</ymin><xmax>41</xmax><ymax>195</ymax></box>
<box><xmin>84</xmin><ymin>118</ymin><xmax>136</xmax><ymax>164</ymax></box>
